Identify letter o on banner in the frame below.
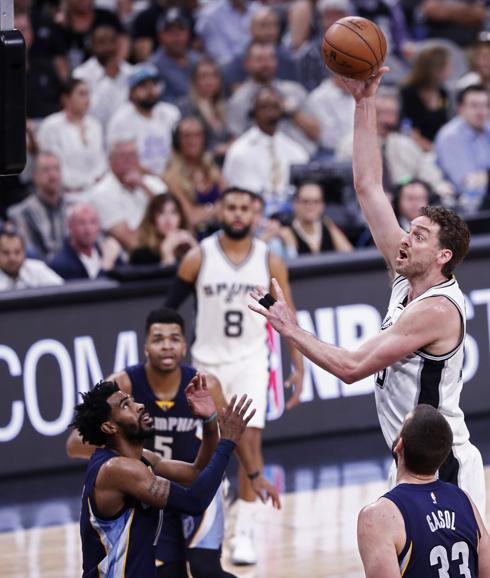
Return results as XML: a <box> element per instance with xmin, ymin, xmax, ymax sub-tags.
<box><xmin>24</xmin><ymin>339</ymin><xmax>75</xmax><ymax>436</ymax></box>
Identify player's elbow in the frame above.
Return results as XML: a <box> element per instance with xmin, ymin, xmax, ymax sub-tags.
<box><xmin>340</xmin><ymin>361</ymin><xmax>364</xmax><ymax>384</ymax></box>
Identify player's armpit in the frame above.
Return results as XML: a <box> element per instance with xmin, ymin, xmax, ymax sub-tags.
<box><xmin>357</xmin><ymin>499</ymin><xmax>405</xmax><ymax>578</ymax></box>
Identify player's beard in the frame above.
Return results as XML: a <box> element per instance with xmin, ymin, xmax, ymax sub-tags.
<box><xmin>222</xmin><ymin>222</ymin><xmax>252</xmax><ymax>240</ymax></box>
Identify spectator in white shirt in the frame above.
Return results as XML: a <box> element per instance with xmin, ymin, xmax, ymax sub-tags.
<box><xmin>223</xmin><ymin>86</ymin><xmax>309</xmax><ymax>215</ymax></box>
<box><xmin>37</xmin><ymin>79</ymin><xmax>107</xmax><ymax>198</ymax></box>
<box><xmin>89</xmin><ymin>140</ymin><xmax>166</xmax><ymax>251</ymax></box>
<box><xmin>0</xmin><ymin>227</ymin><xmax>63</xmax><ymax>291</ymax></box>
<box><xmin>73</xmin><ymin>23</ymin><xmax>133</xmax><ymax>130</ymax></box>
<box><xmin>306</xmin><ymin>76</ymin><xmax>355</xmax><ymax>156</ymax></box>
<box><xmin>107</xmin><ymin>64</ymin><xmax>181</xmax><ymax>176</ymax></box>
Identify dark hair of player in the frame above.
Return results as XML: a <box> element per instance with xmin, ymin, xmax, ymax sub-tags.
<box><xmin>70</xmin><ymin>381</ymin><xmax>119</xmax><ymax>446</ymax></box>
<box><xmin>400</xmin><ymin>404</ymin><xmax>453</xmax><ymax>476</ymax></box>
<box><xmin>419</xmin><ymin>206</ymin><xmax>470</xmax><ymax>278</ymax></box>
<box><xmin>145</xmin><ymin>308</ymin><xmax>186</xmax><ymax>336</ymax></box>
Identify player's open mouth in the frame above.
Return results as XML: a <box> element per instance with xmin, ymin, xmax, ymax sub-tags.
<box><xmin>140</xmin><ymin>413</ymin><xmax>153</xmax><ymax>425</ymax></box>
<box><xmin>398</xmin><ymin>249</ymin><xmax>408</xmax><ymax>260</ymax></box>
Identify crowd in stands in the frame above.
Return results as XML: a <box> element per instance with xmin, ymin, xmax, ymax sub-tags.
<box><xmin>0</xmin><ymin>0</ymin><xmax>489</xmax><ymax>291</ymax></box>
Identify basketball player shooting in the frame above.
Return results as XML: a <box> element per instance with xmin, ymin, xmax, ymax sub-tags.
<box><xmin>250</xmin><ymin>67</ymin><xmax>486</xmax><ymax>515</ymax></box>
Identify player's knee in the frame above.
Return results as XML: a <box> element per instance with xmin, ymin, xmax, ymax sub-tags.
<box><xmin>187</xmin><ymin>548</ymin><xmax>236</xmax><ymax>578</ymax></box>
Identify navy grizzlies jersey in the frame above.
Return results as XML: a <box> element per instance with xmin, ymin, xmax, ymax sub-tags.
<box><xmin>80</xmin><ymin>447</ymin><xmax>162</xmax><ymax>578</ymax></box>
<box><xmin>127</xmin><ymin>364</ymin><xmax>201</xmax><ymax>463</ymax></box>
<box><xmin>384</xmin><ymin>480</ymin><xmax>480</xmax><ymax>577</ymax></box>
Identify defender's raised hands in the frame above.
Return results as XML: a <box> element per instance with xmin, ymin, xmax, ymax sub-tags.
<box><xmin>218</xmin><ymin>394</ymin><xmax>255</xmax><ymax>444</ymax></box>
<box><xmin>185</xmin><ymin>373</ymin><xmax>217</xmax><ymax>421</ymax></box>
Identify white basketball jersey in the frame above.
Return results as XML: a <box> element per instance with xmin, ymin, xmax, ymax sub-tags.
<box><xmin>191</xmin><ymin>234</ymin><xmax>270</xmax><ymax>365</ymax></box>
<box><xmin>375</xmin><ymin>275</ymin><xmax>470</xmax><ymax>448</ymax></box>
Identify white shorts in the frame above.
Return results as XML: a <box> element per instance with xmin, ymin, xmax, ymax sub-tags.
<box><xmin>388</xmin><ymin>440</ymin><xmax>486</xmax><ymax>515</ymax></box>
<box><xmin>193</xmin><ymin>355</ymin><xmax>270</xmax><ymax>429</ymax></box>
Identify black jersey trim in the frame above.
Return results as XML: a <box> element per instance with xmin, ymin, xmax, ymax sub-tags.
<box><xmin>392</xmin><ymin>275</ymin><xmax>407</xmax><ymax>289</ymax></box>
<box><xmin>415</xmin><ymin>296</ymin><xmax>465</xmax><ymax>361</ymax></box>
<box><xmin>438</xmin><ymin>449</ymin><xmax>460</xmax><ymax>486</ymax></box>
<box><xmin>417</xmin><ymin>358</ymin><xmax>444</xmax><ymax>408</ymax></box>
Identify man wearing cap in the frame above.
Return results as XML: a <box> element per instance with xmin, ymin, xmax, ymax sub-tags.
<box><xmin>107</xmin><ymin>64</ymin><xmax>181</xmax><ymax>176</ymax></box>
<box><xmin>149</xmin><ymin>7</ymin><xmax>200</xmax><ymax>104</ymax></box>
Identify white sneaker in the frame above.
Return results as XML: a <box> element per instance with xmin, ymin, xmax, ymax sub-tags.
<box><xmin>230</xmin><ymin>533</ymin><xmax>257</xmax><ymax>565</ymax></box>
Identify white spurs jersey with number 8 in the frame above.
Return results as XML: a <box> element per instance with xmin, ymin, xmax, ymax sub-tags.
<box><xmin>191</xmin><ymin>233</ymin><xmax>270</xmax><ymax>365</ymax></box>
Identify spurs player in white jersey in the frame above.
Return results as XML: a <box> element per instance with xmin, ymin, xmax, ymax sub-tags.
<box><xmin>165</xmin><ymin>188</ymin><xmax>303</xmax><ymax>565</ymax></box>
<box><xmin>250</xmin><ymin>69</ymin><xmax>486</xmax><ymax>515</ymax></box>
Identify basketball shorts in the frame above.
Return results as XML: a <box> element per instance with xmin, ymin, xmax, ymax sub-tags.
<box><xmin>388</xmin><ymin>440</ymin><xmax>486</xmax><ymax>515</ymax></box>
<box><xmin>193</xmin><ymin>354</ymin><xmax>270</xmax><ymax>429</ymax></box>
<box><xmin>155</xmin><ymin>483</ymin><xmax>226</xmax><ymax>564</ymax></box>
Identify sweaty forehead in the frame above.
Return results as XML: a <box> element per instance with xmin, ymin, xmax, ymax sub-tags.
<box><xmin>410</xmin><ymin>215</ymin><xmax>438</xmax><ymax>232</ymax></box>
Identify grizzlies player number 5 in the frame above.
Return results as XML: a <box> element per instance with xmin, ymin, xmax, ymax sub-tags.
<box><xmin>154</xmin><ymin>435</ymin><xmax>173</xmax><ymax>459</ymax></box>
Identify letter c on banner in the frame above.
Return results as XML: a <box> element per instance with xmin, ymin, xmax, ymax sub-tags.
<box><xmin>0</xmin><ymin>345</ymin><xmax>24</xmax><ymax>442</ymax></box>
<box><xmin>24</xmin><ymin>339</ymin><xmax>75</xmax><ymax>436</ymax></box>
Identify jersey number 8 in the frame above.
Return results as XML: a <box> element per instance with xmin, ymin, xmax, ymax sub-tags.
<box><xmin>224</xmin><ymin>310</ymin><xmax>243</xmax><ymax>337</ymax></box>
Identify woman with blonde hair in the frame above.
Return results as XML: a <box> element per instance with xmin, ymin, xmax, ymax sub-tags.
<box><xmin>401</xmin><ymin>45</ymin><xmax>451</xmax><ymax>152</ymax></box>
<box><xmin>163</xmin><ymin>116</ymin><xmax>223</xmax><ymax>235</ymax></box>
<box><xmin>130</xmin><ymin>193</ymin><xmax>197</xmax><ymax>266</ymax></box>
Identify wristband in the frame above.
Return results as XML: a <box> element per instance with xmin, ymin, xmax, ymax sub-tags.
<box><xmin>203</xmin><ymin>411</ymin><xmax>218</xmax><ymax>424</ymax></box>
<box><xmin>247</xmin><ymin>470</ymin><xmax>261</xmax><ymax>481</ymax></box>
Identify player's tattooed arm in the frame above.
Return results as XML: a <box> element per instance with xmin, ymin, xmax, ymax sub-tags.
<box><xmin>147</xmin><ymin>475</ymin><xmax>170</xmax><ymax>504</ymax></box>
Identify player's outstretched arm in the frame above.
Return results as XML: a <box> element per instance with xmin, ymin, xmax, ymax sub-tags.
<box><xmin>357</xmin><ymin>499</ymin><xmax>406</xmax><ymax>578</ymax></box>
<box><xmin>250</xmin><ymin>279</ymin><xmax>454</xmax><ymax>384</ymax></box>
<box><xmin>338</xmin><ymin>68</ymin><xmax>404</xmax><ymax>275</ymax></box>
<box><xmin>164</xmin><ymin>246</ymin><xmax>201</xmax><ymax>309</ymax></box>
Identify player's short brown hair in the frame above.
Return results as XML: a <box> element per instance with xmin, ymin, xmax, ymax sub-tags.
<box><xmin>400</xmin><ymin>404</ymin><xmax>453</xmax><ymax>475</ymax></box>
<box><xmin>419</xmin><ymin>206</ymin><xmax>470</xmax><ymax>277</ymax></box>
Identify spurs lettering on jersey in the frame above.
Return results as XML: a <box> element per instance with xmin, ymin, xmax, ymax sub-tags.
<box><xmin>192</xmin><ymin>234</ymin><xmax>270</xmax><ymax>365</ymax></box>
<box><xmin>375</xmin><ymin>275</ymin><xmax>470</xmax><ymax>447</ymax></box>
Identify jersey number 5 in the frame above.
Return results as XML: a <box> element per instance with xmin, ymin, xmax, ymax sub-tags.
<box><xmin>154</xmin><ymin>435</ymin><xmax>173</xmax><ymax>460</ymax></box>
<box><xmin>430</xmin><ymin>541</ymin><xmax>471</xmax><ymax>578</ymax></box>
<box><xmin>224</xmin><ymin>310</ymin><xmax>243</xmax><ymax>337</ymax></box>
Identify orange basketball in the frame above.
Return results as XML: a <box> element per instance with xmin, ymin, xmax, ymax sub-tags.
<box><xmin>322</xmin><ymin>16</ymin><xmax>387</xmax><ymax>80</ymax></box>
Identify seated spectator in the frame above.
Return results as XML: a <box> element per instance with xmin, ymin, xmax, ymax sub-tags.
<box><xmin>223</xmin><ymin>7</ymin><xmax>297</xmax><ymax>90</ymax></box>
<box><xmin>53</xmin><ymin>0</ymin><xmax>126</xmax><ymax>71</ymax></box>
<box><xmin>149</xmin><ymin>7</ymin><xmax>200</xmax><ymax>104</ymax></box>
<box><xmin>294</xmin><ymin>0</ymin><xmax>351</xmax><ymax>91</ymax></box>
<box><xmin>393</xmin><ymin>179</ymin><xmax>440</xmax><ymax>231</ymax></box>
<box><xmin>0</xmin><ymin>226</ymin><xmax>63</xmax><ymax>291</ymax></box>
<box><xmin>130</xmin><ymin>193</ymin><xmax>197</xmax><ymax>265</ymax></box>
<box><xmin>130</xmin><ymin>0</ymin><xmax>196</xmax><ymax>63</ymax></box>
<box><xmin>306</xmin><ymin>76</ymin><xmax>355</xmax><ymax>156</ymax></box>
<box><xmin>289</xmin><ymin>181</ymin><xmax>353</xmax><ymax>254</ymax></box>
<box><xmin>177</xmin><ymin>57</ymin><xmax>232</xmax><ymax>162</ymax></box>
<box><xmin>456</xmin><ymin>31</ymin><xmax>490</xmax><ymax>95</ymax></box>
<box><xmin>37</xmin><ymin>78</ymin><xmax>106</xmax><ymax>198</ymax></box>
<box><xmin>89</xmin><ymin>140</ymin><xmax>166</xmax><ymax>251</ymax></box>
<box><xmin>196</xmin><ymin>0</ymin><xmax>256</xmax><ymax>66</ymax></box>
<box><xmin>419</xmin><ymin>0</ymin><xmax>486</xmax><ymax>48</ymax></box>
<box><xmin>401</xmin><ymin>45</ymin><xmax>451</xmax><ymax>152</ymax></box>
<box><xmin>8</xmin><ymin>152</ymin><xmax>68</xmax><ymax>261</ymax></box>
<box><xmin>336</xmin><ymin>88</ymin><xmax>455</xmax><ymax>203</ymax></box>
<box><xmin>107</xmin><ymin>64</ymin><xmax>180</xmax><ymax>176</ymax></box>
<box><xmin>163</xmin><ymin>117</ymin><xmax>223</xmax><ymax>232</ymax></box>
<box><xmin>435</xmin><ymin>84</ymin><xmax>490</xmax><ymax>215</ymax></box>
<box><xmin>223</xmin><ymin>86</ymin><xmax>309</xmax><ymax>215</ymax></box>
<box><xmin>226</xmin><ymin>41</ymin><xmax>320</xmax><ymax>155</ymax></box>
<box><xmin>50</xmin><ymin>203</ymin><xmax>122</xmax><ymax>280</ymax></box>
<box><xmin>73</xmin><ymin>23</ymin><xmax>133</xmax><ymax>129</ymax></box>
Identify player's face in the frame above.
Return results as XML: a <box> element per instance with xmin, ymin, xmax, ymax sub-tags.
<box><xmin>395</xmin><ymin>216</ymin><xmax>447</xmax><ymax>278</ymax></box>
<box><xmin>0</xmin><ymin>236</ymin><xmax>25</xmax><ymax>278</ymax></box>
<box><xmin>145</xmin><ymin>323</ymin><xmax>187</xmax><ymax>373</ymax></box>
<box><xmin>220</xmin><ymin>193</ymin><xmax>254</xmax><ymax>240</ymax></box>
<box><xmin>107</xmin><ymin>390</ymin><xmax>154</xmax><ymax>440</ymax></box>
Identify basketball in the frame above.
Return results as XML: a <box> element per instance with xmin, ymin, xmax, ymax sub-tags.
<box><xmin>322</xmin><ymin>16</ymin><xmax>387</xmax><ymax>80</ymax></box>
